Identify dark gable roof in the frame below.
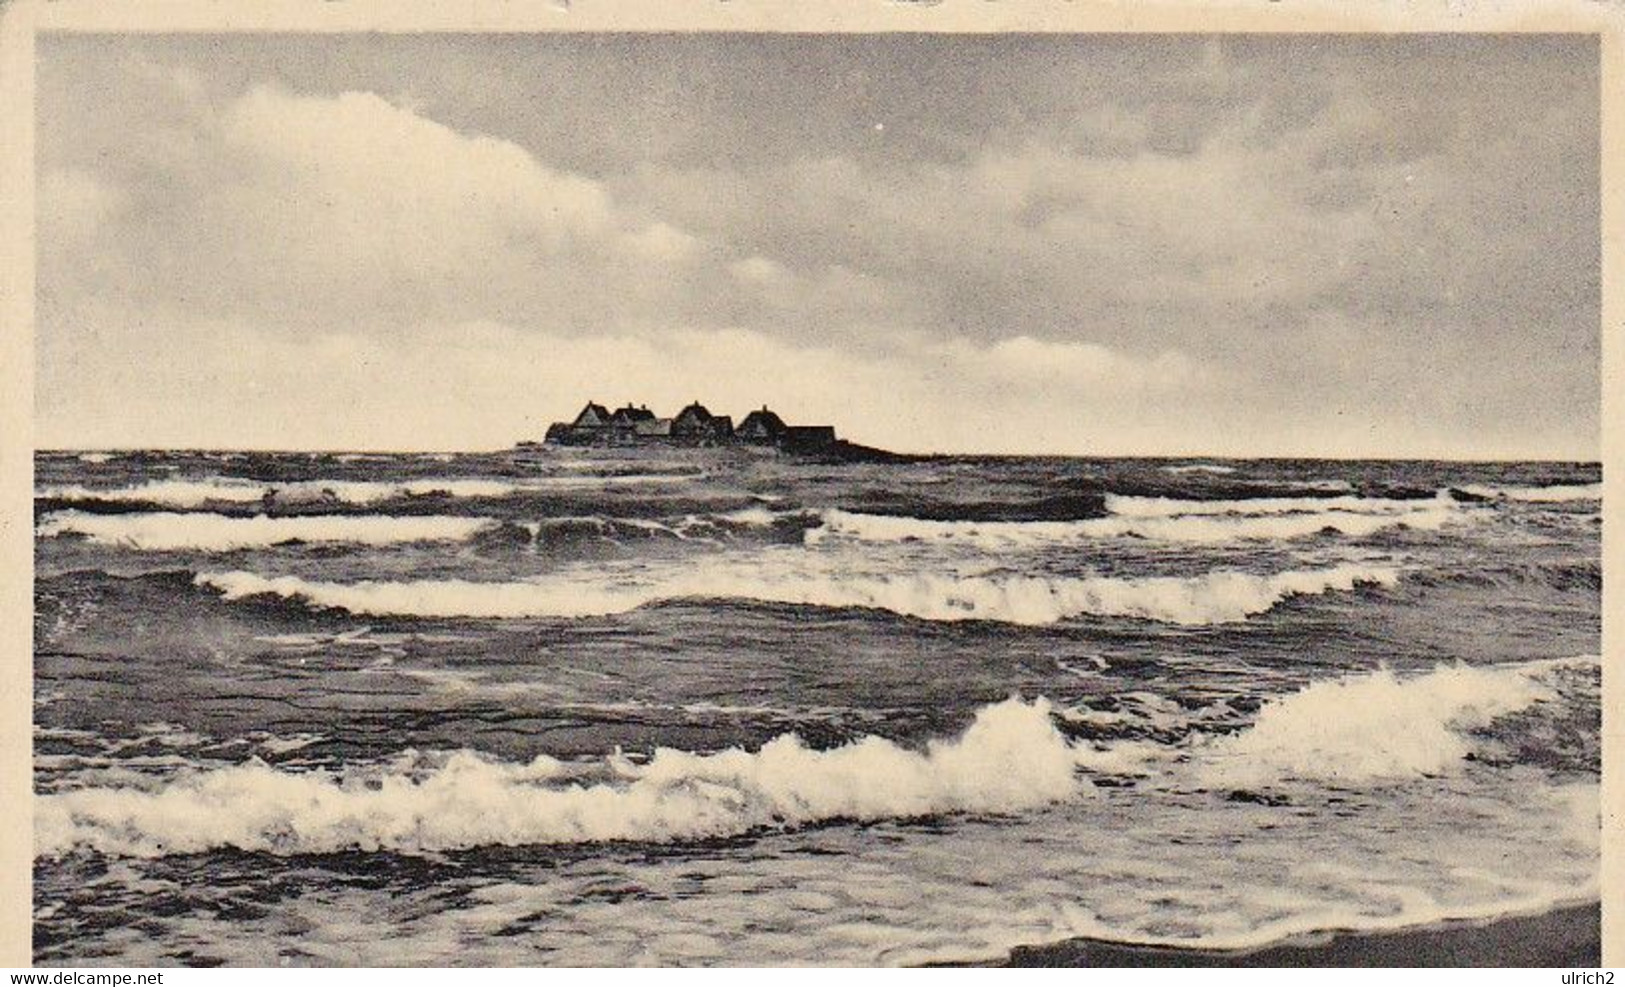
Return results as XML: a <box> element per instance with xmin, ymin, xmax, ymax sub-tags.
<box><xmin>573</xmin><ymin>402</ymin><xmax>611</xmax><ymax>426</ymax></box>
<box><xmin>611</xmin><ymin>404</ymin><xmax>657</xmax><ymax>423</ymax></box>
<box><xmin>739</xmin><ymin>408</ymin><xmax>787</xmax><ymax>434</ymax></box>
<box><xmin>549</xmin><ymin>398</ymin><xmax>834</xmax><ymax>447</ymax></box>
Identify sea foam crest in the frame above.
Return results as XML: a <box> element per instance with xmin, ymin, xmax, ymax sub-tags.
<box><xmin>39</xmin><ymin>511</ymin><xmax>498</xmax><ymax>551</ymax></box>
<box><xmin>809</xmin><ymin>499</ymin><xmax>1454</xmax><ymax>547</ymax></box>
<box><xmin>1456</xmin><ymin>483</ymin><xmax>1601</xmax><ymax>503</ymax></box>
<box><xmin>1160</xmin><ymin>463</ymin><xmax>1237</xmax><ymax>475</ymax></box>
<box><xmin>1102</xmin><ymin>492</ymin><xmax>1452</xmax><ymax>518</ymax></box>
<box><xmin>1195</xmin><ymin>660</ymin><xmax>1579</xmax><ymax>787</ymax></box>
<box><xmin>34</xmin><ymin>475</ymin><xmax>692</xmax><ymax>509</ymax></box>
<box><xmin>35</xmin><ymin>477</ymin><xmax>518</xmax><ymax>507</ymax></box>
<box><xmin>195</xmin><ymin>562</ymin><xmax>1398</xmax><ymax>626</ymax></box>
<box><xmin>36</xmin><ymin>697</ymin><xmax>1080</xmax><ymax>858</ymax></box>
<box><xmin>37</xmin><ymin>479</ymin><xmax>268</xmax><ymax>508</ymax></box>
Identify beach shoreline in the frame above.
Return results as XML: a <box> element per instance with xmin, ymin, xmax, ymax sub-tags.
<box><xmin>992</xmin><ymin>902</ymin><xmax>1602</xmax><ymax>967</ymax></box>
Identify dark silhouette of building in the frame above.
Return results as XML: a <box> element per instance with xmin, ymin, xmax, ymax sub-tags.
<box><xmin>609</xmin><ymin>404</ymin><xmax>656</xmax><ymax>427</ymax></box>
<box><xmin>545</xmin><ymin>401</ymin><xmax>612</xmax><ymax>444</ymax></box>
<box><xmin>783</xmin><ymin>425</ymin><xmax>837</xmax><ymax>448</ymax></box>
<box><xmin>737</xmin><ymin>407</ymin><xmax>787</xmax><ymax>443</ymax></box>
<box><xmin>671</xmin><ymin>402</ymin><xmax>734</xmax><ymax>443</ymax></box>
<box><xmin>543</xmin><ymin>400</ymin><xmax>833</xmax><ymax>449</ymax></box>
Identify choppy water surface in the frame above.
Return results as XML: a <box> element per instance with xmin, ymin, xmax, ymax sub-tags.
<box><xmin>33</xmin><ymin>449</ymin><xmax>1601</xmax><ymax>965</ymax></box>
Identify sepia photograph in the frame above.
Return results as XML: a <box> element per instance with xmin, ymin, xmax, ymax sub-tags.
<box><xmin>8</xmin><ymin>7</ymin><xmax>1614</xmax><ymax>970</ymax></box>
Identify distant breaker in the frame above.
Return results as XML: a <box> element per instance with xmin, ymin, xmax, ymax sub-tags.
<box><xmin>540</xmin><ymin>401</ymin><xmax>839</xmax><ymax>451</ymax></box>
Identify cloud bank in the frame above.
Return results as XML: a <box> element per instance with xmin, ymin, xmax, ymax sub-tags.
<box><xmin>36</xmin><ymin>35</ymin><xmax>1598</xmax><ymax>457</ymax></box>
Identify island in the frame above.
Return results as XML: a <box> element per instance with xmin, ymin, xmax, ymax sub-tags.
<box><xmin>540</xmin><ymin>401</ymin><xmax>838</xmax><ymax>450</ymax></box>
<box><xmin>520</xmin><ymin>400</ymin><xmax>910</xmax><ymax>462</ymax></box>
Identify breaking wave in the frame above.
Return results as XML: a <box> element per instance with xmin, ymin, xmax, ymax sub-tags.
<box><xmin>37</xmin><ymin>479</ymin><xmax>268</xmax><ymax>508</ymax></box>
<box><xmin>39</xmin><ymin>511</ymin><xmax>497</xmax><ymax>551</ymax></box>
<box><xmin>809</xmin><ymin>499</ymin><xmax>1456</xmax><ymax>547</ymax></box>
<box><xmin>1195</xmin><ymin>658</ymin><xmax>1589</xmax><ymax>787</ymax></box>
<box><xmin>1103</xmin><ymin>492</ymin><xmax>1452</xmax><ymax>518</ymax></box>
<box><xmin>195</xmin><ymin>562</ymin><xmax>1399</xmax><ymax>626</ymax></box>
<box><xmin>1455</xmin><ymin>483</ymin><xmax>1601</xmax><ymax>504</ymax></box>
<box><xmin>36</xmin><ymin>697</ymin><xmax>1081</xmax><ymax>858</ymax></box>
<box><xmin>1160</xmin><ymin>463</ymin><xmax>1236</xmax><ymax>475</ymax></box>
<box><xmin>37</xmin><ymin>657</ymin><xmax>1590</xmax><ymax>859</ymax></box>
<box><xmin>36</xmin><ymin>474</ymin><xmax>696</xmax><ymax>509</ymax></box>
<box><xmin>525</xmin><ymin>508</ymin><xmax>808</xmax><ymax>547</ymax></box>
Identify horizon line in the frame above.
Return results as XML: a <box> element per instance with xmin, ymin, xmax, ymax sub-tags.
<box><xmin>28</xmin><ymin>445</ymin><xmax>1604</xmax><ymax>466</ymax></box>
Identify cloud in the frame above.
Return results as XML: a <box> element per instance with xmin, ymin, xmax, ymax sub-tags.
<box><xmin>34</xmin><ymin>36</ymin><xmax>1599</xmax><ymax>458</ymax></box>
<box><xmin>221</xmin><ymin>86</ymin><xmax>616</xmax><ymax>260</ymax></box>
<box><xmin>36</xmin><ymin>313</ymin><xmax>1220</xmax><ymax>455</ymax></box>
<box><xmin>42</xmin><ymin>305</ymin><xmax>1572</xmax><ymax>459</ymax></box>
<box><xmin>975</xmin><ymin>336</ymin><xmax>1201</xmax><ymax>391</ymax></box>
<box><xmin>40</xmin><ymin>80</ymin><xmax>730</xmax><ymax>339</ymax></box>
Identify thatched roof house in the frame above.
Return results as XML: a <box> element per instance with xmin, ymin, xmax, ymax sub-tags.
<box><xmin>609</xmin><ymin>404</ymin><xmax>657</xmax><ymax>427</ymax></box>
<box><xmin>542</xmin><ymin>400</ymin><xmax>829</xmax><ymax>448</ymax></box>
<box><xmin>737</xmin><ymin>407</ymin><xmax>788</xmax><ymax>443</ymax></box>
<box><xmin>571</xmin><ymin>402</ymin><xmax>611</xmax><ymax>428</ymax></box>
<box><xmin>672</xmin><ymin>402</ymin><xmax>733</xmax><ymax>439</ymax></box>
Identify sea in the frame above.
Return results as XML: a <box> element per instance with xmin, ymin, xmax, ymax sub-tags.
<box><xmin>31</xmin><ymin>448</ymin><xmax>1602</xmax><ymax>966</ymax></box>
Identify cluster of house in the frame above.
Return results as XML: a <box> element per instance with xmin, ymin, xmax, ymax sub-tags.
<box><xmin>542</xmin><ymin>401</ymin><xmax>838</xmax><ymax>449</ymax></box>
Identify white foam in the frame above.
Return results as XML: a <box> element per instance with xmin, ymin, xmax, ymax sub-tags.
<box><xmin>198</xmin><ymin>571</ymin><xmax>658</xmax><ymax>618</ymax></box>
<box><xmin>39</xmin><ymin>511</ymin><xmax>497</xmax><ymax>551</ymax></box>
<box><xmin>282</xmin><ymin>475</ymin><xmax>691</xmax><ymax>503</ymax></box>
<box><xmin>1458</xmin><ymin>483</ymin><xmax>1601</xmax><ymax>503</ymax></box>
<box><xmin>1160</xmin><ymin>463</ymin><xmax>1237</xmax><ymax>475</ymax></box>
<box><xmin>196</xmin><ymin>562</ymin><xmax>1398</xmax><ymax>626</ymax></box>
<box><xmin>256</xmin><ymin>734</ymin><xmax>329</xmax><ymax>756</ymax></box>
<box><xmin>1104</xmin><ymin>492</ymin><xmax>1450</xmax><ymax>518</ymax></box>
<box><xmin>36</xmin><ymin>697</ymin><xmax>1081</xmax><ymax>858</ymax></box>
<box><xmin>810</xmin><ymin>502</ymin><xmax>1454</xmax><ymax>547</ymax></box>
<box><xmin>33</xmin><ymin>475</ymin><xmax>689</xmax><ymax>508</ymax></box>
<box><xmin>1197</xmin><ymin>661</ymin><xmax>1566</xmax><ymax>787</ymax></box>
<box><xmin>37</xmin><ymin>479</ymin><xmax>267</xmax><ymax>508</ymax></box>
<box><xmin>270</xmin><ymin>479</ymin><xmax>520</xmax><ymax>505</ymax></box>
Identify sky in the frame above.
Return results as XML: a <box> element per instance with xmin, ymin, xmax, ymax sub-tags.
<box><xmin>35</xmin><ymin>33</ymin><xmax>1599</xmax><ymax>457</ymax></box>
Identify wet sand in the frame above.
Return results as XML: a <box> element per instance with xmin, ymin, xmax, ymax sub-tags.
<box><xmin>1001</xmin><ymin>903</ymin><xmax>1602</xmax><ymax>967</ymax></box>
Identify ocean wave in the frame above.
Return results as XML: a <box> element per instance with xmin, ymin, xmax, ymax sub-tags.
<box><xmin>1160</xmin><ymin>463</ymin><xmax>1237</xmax><ymax>475</ymax></box>
<box><xmin>524</xmin><ymin>509</ymin><xmax>810</xmax><ymax>547</ymax></box>
<box><xmin>265</xmin><ymin>479</ymin><xmax>521</xmax><ymax>506</ymax></box>
<box><xmin>1195</xmin><ymin>659</ymin><xmax>1591</xmax><ymax>787</ymax></box>
<box><xmin>1060</xmin><ymin>657</ymin><xmax>1596</xmax><ymax>787</ymax></box>
<box><xmin>37</xmin><ymin>479</ymin><xmax>267</xmax><ymax>508</ymax></box>
<box><xmin>38</xmin><ymin>511</ymin><xmax>497</xmax><ymax>551</ymax></box>
<box><xmin>36</xmin><ymin>697</ymin><xmax>1081</xmax><ymax>858</ymax></box>
<box><xmin>36</xmin><ymin>474</ymin><xmax>695</xmax><ymax>509</ymax></box>
<box><xmin>195</xmin><ymin>562</ymin><xmax>1398</xmax><ymax>626</ymax></box>
<box><xmin>1410</xmin><ymin>560</ymin><xmax>1600</xmax><ymax>594</ymax></box>
<box><xmin>808</xmin><ymin>501</ymin><xmax>1455</xmax><ymax>547</ymax></box>
<box><xmin>836</xmin><ymin>492</ymin><xmax>1108</xmax><ymax>524</ymax></box>
<box><xmin>37</xmin><ymin>658</ymin><xmax>1587</xmax><ymax>859</ymax></box>
<box><xmin>1456</xmin><ymin>483</ymin><xmax>1601</xmax><ymax>503</ymax></box>
<box><xmin>1103</xmin><ymin>492</ymin><xmax>1452</xmax><ymax>518</ymax></box>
